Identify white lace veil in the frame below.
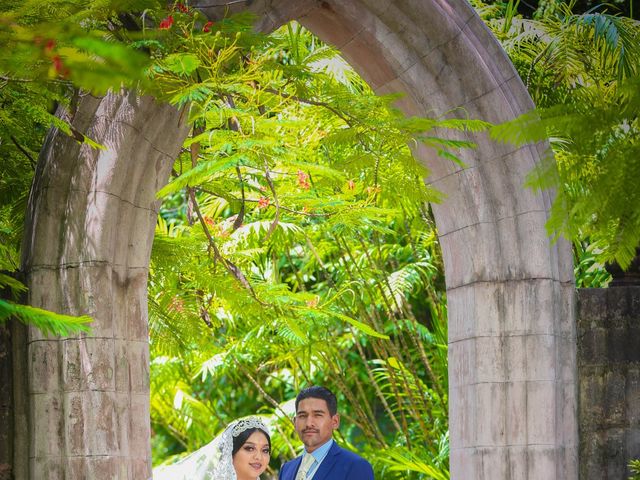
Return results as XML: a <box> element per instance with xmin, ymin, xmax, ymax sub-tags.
<box><xmin>153</xmin><ymin>417</ymin><xmax>271</xmax><ymax>480</ymax></box>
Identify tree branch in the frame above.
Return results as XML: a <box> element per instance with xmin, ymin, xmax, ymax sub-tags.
<box><xmin>10</xmin><ymin>136</ymin><xmax>36</xmax><ymax>170</ymax></box>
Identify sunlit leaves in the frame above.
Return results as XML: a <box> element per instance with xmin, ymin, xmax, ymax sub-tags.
<box><xmin>148</xmin><ymin>19</ymin><xmax>453</xmax><ymax>476</ymax></box>
<box><xmin>0</xmin><ymin>299</ymin><xmax>92</xmax><ymax>336</ymax></box>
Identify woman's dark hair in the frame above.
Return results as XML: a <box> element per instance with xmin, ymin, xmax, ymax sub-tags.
<box><xmin>295</xmin><ymin>386</ymin><xmax>338</xmax><ymax>416</ymax></box>
<box><xmin>232</xmin><ymin>427</ymin><xmax>271</xmax><ymax>456</ymax></box>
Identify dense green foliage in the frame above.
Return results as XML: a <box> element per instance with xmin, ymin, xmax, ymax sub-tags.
<box><xmin>146</xmin><ymin>15</ymin><xmax>464</xmax><ymax>478</ymax></box>
<box><xmin>630</xmin><ymin>458</ymin><xmax>640</xmax><ymax>480</ymax></box>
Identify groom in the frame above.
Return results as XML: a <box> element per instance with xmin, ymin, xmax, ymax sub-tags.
<box><xmin>279</xmin><ymin>386</ymin><xmax>374</xmax><ymax>480</ymax></box>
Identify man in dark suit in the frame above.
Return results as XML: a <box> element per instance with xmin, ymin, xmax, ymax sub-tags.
<box><xmin>279</xmin><ymin>386</ymin><xmax>374</xmax><ymax>480</ymax></box>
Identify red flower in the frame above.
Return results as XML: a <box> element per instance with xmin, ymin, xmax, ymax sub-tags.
<box><xmin>176</xmin><ymin>3</ymin><xmax>189</xmax><ymax>13</ymax></box>
<box><xmin>45</xmin><ymin>39</ymin><xmax>56</xmax><ymax>53</ymax></box>
<box><xmin>159</xmin><ymin>15</ymin><xmax>174</xmax><ymax>30</ymax></box>
<box><xmin>257</xmin><ymin>197</ymin><xmax>270</xmax><ymax>209</ymax></box>
<box><xmin>51</xmin><ymin>55</ymin><xmax>68</xmax><ymax>73</ymax></box>
<box><xmin>203</xmin><ymin>21</ymin><xmax>214</xmax><ymax>33</ymax></box>
<box><xmin>297</xmin><ymin>170</ymin><xmax>310</xmax><ymax>190</ymax></box>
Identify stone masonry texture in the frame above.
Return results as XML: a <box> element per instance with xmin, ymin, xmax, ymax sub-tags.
<box><xmin>578</xmin><ymin>286</ymin><xmax>640</xmax><ymax>479</ymax></box>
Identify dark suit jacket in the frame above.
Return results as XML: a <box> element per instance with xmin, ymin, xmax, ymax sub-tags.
<box><xmin>279</xmin><ymin>442</ymin><xmax>374</xmax><ymax>480</ymax></box>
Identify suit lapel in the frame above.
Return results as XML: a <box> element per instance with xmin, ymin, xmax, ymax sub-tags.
<box><xmin>310</xmin><ymin>442</ymin><xmax>341</xmax><ymax>480</ymax></box>
<box><xmin>288</xmin><ymin>456</ymin><xmax>303</xmax><ymax>480</ymax></box>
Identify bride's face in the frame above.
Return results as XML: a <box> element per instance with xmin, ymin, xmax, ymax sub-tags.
<box><xmin>233</xmin><ymin>431</ymin><xmax>271</xmax><ymax>480</ymax></box>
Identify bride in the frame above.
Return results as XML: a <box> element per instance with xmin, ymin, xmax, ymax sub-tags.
<box><xmin>153</xmin><ymin>417</ymin><xmax>271</xmax><ymax>480</ymax></box>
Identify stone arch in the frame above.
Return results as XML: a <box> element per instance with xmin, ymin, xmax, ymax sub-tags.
<box><xmin>18</xmin><ymin>0</ymin><xmax>576</xmax><ymax>478</ymax></box>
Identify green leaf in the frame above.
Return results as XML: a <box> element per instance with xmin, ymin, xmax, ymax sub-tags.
<box><xmin>0</xmin><ymin>299</ymin><xmax>92</xmax><ymax>337</ymax></box>
<box><xmin>163</xmin><ymin>53</ymin><xmax>201</xmax><ymax>76</ymax></box>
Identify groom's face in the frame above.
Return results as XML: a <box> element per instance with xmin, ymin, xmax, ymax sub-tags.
<box><xmin>294</xmin><ymin>397</ymin><xmax>340</xmax><ymax>453</ymax></box>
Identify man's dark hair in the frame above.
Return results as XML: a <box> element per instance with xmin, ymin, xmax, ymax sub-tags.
<box><xmin>232</xmin><ymin>427</ymin><xmax>271</xmax><ymax>456</ymax></box>
<box><xmin>295</xmin><ymin>385</ymin><xmax>338</xmax><ymax>416</ymax></box>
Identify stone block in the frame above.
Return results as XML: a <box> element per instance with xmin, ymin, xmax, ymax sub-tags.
<box><xmin>80</xmin><ymin>191</ymin><xmax>121</xmax><ymax>263</ymax></box>
<box><xmin>504</xmin><ymin>335</ymin><xmax>527</xmax><ymax>382</ymax></box>
<box><xmin>340</xmin><ymin>30</ymin><xmax>397</xmax><ymax>89</ymax></box>
<box><xmin>31</xmin><ymin>393</ymin><xmax>63</xmax><ymax>458</ymax></box>
<box><xmin>30</xmin><ymin>457</ymin><xmax>64</xmax><ymax>480</ymax></box>
<box><xmin>579</xmin><ymin>368</ymin><xmax>606</xmax><ymax>429</ymax></box>
<box><xmin>526</xmin><ymin>381</ymin><xmax>557</xmax><ymax>445</ymax></box>
<box><xmin>505</xmin><ymin>381</ymin><xmax>527</xmax><ymax>445</ymax></box>
<box><xmin>561</xmin><ymin>443</ymin><xmax>579</xmax><ymax>480</ymax></box>
<box><xmin>450</xmin><ymin>447</ymin><xmax>476</xmax><ymax>480</ymax></box>
<box><xmin>429</xmin><ymin>165</ymin><xmax>496</xmax><ymax>236</ymax></box>
<box><xmin>298</xmin><ymin>3</ymin><xmax>357</xmax><ymax>50</ymax></box>
<box><xmin>401</xmin><ymin>0</ymin><xmax>471</xmax><ymax>46</ymax></box>
<box><xmin>476</xmin><ymin>150</ymin><xmax>542</xmax><ymax>223</ymax></box>
<box><xmin>559</xmin><ymin>381</ymin><xmax>578</xmax><ymax>446</ymax></box>
<box><xmin>627</xmin><ymin>368</ymin><xmax>640</xmax><ymax>425</ymax></box>
<box><xmin>603</xmin><ymin>370</ymin><xmax>627</xmax><ymax>426</ymax></box>
<box><xmin>62</xmin><ymin>338</ymin><xmax>115</xmax><ymax>392</ymax></box>
<box><xmin>29</xmin><ymin>340</ymin><xmax>60</xmax><ymax>394</ymax></box>
<box><xmin>114</xmin><ymin>340</ymin><xmax>150</xmax><ymax>394</ymax></box>
<box><xmin>128</xmin><ymin>207</ymin><xmax>158</xmax><ymax>269</ymax></box>
<box><xmin>79</xmin><ymin>265</ymin><xmax>115</xmax><ymax>338</ymax></box>
<box><xmin>505</xmin><ymin>446</ymin><xmax>528</xmax><ymax>480</ymax></box>
<box><xmin>475</xmin><ymin>336</ymin><xmax>505</xmax><ymax>384</ymax></box>
<box><xmin>439</xmin><ymin>222</ymin><xmax>502</xmax><ymax>287</ymax></box>
<box><xmin>558</xmin><ymin>332</ymin><xmax>577</xmax><ymax>383</ymax></box>
<box><xmin>448</xmin><ymin>338</ymin><xmax>476</xmax><ymax>387</ymax></box>
<box><xmin>603</xmin><ymin>428</ymin><xmax>627</xmax><ymax>479</ymax></box>
<box><xmin>475</xmin><ymin>382</ymin><xmax>507</xmax><ymax>446</ymax></box>
<box><xmin>129</xmin><ymin>393</ymin><xmax>151</xmax><ymax>459</ymax></box>
<box><xmin>579</xmin><ymin>327</ymin><xmax>608</xmax><ymax>366</ymax></box>
<box><xmin>113</xmin><ymin>267</ymin><xmax>149</xmax><ymax>341</ymax></box>
<box><xmin>516</xmin><ymin>280</ymin><xmax>558</xmax><ymax>336</ymax></box>
<box><xmin>362</xmin><ymin>0</ymin><xmax>393</xmax><ymax>17</ymax></box>
<box><xmin>66</xmin><ymin>456</ymin><xmax>121</xmax><ymax>480</ymax></box>
<box><xmin>450</xmin><ymin>384</ymin><xmax>477</xmax><ymax>448</ymax></box>
<box><xmin>608</xmin><ymin>327</ymin><xmax>640</xmax><ymax>363</ymax></box>
<box><xmin>496</xmin><ymin>211</ymin><xmax>555</xmax><ymax>282</ymax></box>
<box><xmin>577</xmin><ymin>288</ymin><xmax>607</xmax><ymax>327</ymax></box>
<box><xmin>398</xmin><ymin>55</ymin><xmax>452</xmax><ymax>118</ymax></box>
<box><xmin>447</xmin><ymin>280</ymin><xmax>565</xmax><ymax>343</ymax></box>
<box><xmin>426</xmin><ymin>31</ymin><xmax>502</xmax><ymax>110</ymax></box>
<box><xmin>477</xmin><ymin>447</ymin><xmax>509</xmax><ymax>479</ymax></box>
<box><xmin>626</xmin><ymin>427</ymin><xmax>640</xmax><ymax>467</ymax></box>
<box><xmin>580</xmin><ymin>430</ymin><xmax>606</xmax><ymax>480</ymax></box>
<box><xmin>131</xmin><ymin>457</ymin><xmax>152</xmax><ymax>480</ymax></box>
<box><xmin>527</xmin><ymin>445</ymin><xmax>557</xmax><ymax>478</ymax></box>
<box><xmin>64</xmin><ymin>390</ymin><xmax>119</xmax><ymax>456</ymax></box>
<box><xmin>464</xmin><ymin>15</ymin><xmax>520</xmax><ymax>87</ymax></box>
<box><xmin>526</xmin><ymin>334</ymin><xmax>557</xmax><ymax>382</ymax></box>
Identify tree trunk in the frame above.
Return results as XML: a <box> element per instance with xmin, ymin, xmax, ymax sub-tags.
<box><xmin>19</xmin><ymin>90</ymin><xmax>189</xmax><ymax>479</ymax></box>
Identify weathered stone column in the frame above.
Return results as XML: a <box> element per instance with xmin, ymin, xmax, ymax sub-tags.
<box><xmin>20</xmin><ymin>90</ymin><xmax>189</xmax><ymax>479</ymax></box>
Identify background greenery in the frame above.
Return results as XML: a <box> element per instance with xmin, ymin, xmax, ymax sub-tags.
<box><xmin>1</xmin><ymin>0</ymin><xmax>638</xmax><ymax>478</ymax></box>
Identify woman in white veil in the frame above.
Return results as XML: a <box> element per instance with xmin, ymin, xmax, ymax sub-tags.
<box><xmin>153</xmin><ymin>417</ymin><xmax>271</xmax><ymax>480</ymax></box>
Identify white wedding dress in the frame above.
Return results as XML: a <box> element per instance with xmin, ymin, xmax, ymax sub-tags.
<box><xmin>153</xmin><ymin>417</ymin><xmax>270</xmax><ymax>480</ymax></box>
